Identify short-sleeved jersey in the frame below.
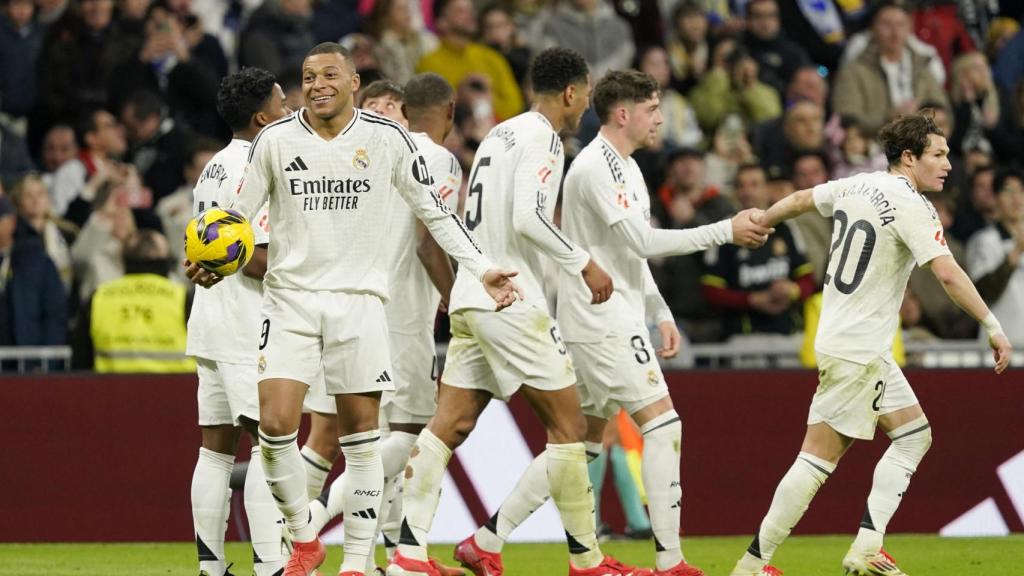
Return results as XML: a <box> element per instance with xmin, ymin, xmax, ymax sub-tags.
<box><xmin>384</xmin><ymin>132</ymin><xmax>462</xmax><ymax>335</ymax></box>
<box><xmin>557</xmin><ymin>135</ymin><xmax>653</xmax><ymax>342</ymax></box>
<box><xmin>187</xmin><ymin>139</ymin><xmax>270</xmax><ymax>363</ymax></box>
<box><xmin>232</xmin><ymin>108</ymin><xmax>489</xmax><ymax>297</ymax></box>
<box><xmin>812</xmin><ymin>171</ymin><xmax>951</xmax><ymax>363</ymax></box>
<box><xmin>450</xmin><ymin>111</ymin><xmax>589</xmax><ymax>313</ymax></box>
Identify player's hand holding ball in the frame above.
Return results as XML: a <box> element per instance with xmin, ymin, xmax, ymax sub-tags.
<box><xmin>482</xmin><ymin>268</ymin><xmax>523</xmax><ymax>311</ymax></box>
<box><xmin>183</xmin><ymin>208</ymin><xmax>255</xmax><ymax>288</ymax></box>
<box><xmin>733</xmin><ymin>208</ymin><xmax>774</xmax><ymax>248</ymax></box>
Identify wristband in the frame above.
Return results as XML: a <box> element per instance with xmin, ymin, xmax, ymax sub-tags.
<box><xmin>982</xmin><ymin>312</ymin><xmax>1004</xmax><ymax>338</ymax></box>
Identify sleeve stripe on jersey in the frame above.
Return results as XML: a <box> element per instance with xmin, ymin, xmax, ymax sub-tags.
<box><xmin>549</xmin><ymin>133</ymin><xmax>558</xmax><ymax>154</ymax></box>
<box><xmin>359</xmin><ymin>113</ymin><xmax>417</xmax><ymax>153</ymax></box>
<box><xmin>448</xmin><ymin>213</ymin><xmax>483</xmax><ymax>254</ymax></box>
<box><xmin>534</xmin><ymin>189</ymin><xmax>574</xmax><ymax>251</ymax></box>
<box><xmin>247</xmin><ymin>115</ymin><xmax>297</xmax><ymax>163</ymax></box>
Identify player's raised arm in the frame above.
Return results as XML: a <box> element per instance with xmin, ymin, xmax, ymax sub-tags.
<box><xmin>758</xmin><ymin>187</ymin><xmax>819</xmax><ymax>228</ymax></box>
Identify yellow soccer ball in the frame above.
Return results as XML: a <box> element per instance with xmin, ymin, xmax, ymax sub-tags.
<box><xmin>184</xmin><ymin>207</ymin><xmax>255</xmax><ymax>276</ymax></box>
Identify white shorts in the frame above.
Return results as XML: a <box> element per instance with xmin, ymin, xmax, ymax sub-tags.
<box><xmin>808</xmin><ymin>352</ymin><xmax>919</xmax><ymax>440</ymax></box>
<box><xmin>258</xmin><ymin>288</ymin><xmax>395</xmax><ymax>396</ymax></box>
<box><xmin>196</xmin><ymin>358</ymin><xmax>261</xmax><ymax>426</ymax></box>
<box><xmin>567</xmin><ymin>328</ymin><xmax>669</xmax><ymax>419</ymax></box>
<box><xmin>442</xmin><ymin>302</ymin><xmax>576</xmax><ymax>401</ymax></box>
<box><xmin>382</xmin><ymin>329</ymin><xmax>439</xmax><ymax>424</ymax></box>
<box><xmin>302</xmin><ymin>372</ymin><xmax>336</xmax><ymax>415</ymax></box>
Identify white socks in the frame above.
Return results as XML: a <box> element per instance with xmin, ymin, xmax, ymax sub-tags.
<box><xmin>337</xmin><ymin>429</ymin><xmax>385</xmax><ymax>572</ymax></box>
<box><xmin>547</xmin><ymin>442</ymin><xmax>603</xmax><ymax>569</ymax></box>
<box><xmin>191</xmin><ymin>448</ymin><xmax>234</xmax><ymax>575</ymax></box>
<box><xmin>259</xmin><ymin>429</ymin><xmax>316</xmax><ymax>543</ymax></box>
<box><xmin>852</xmin><ymin>416</ymin><xmax>932</xmax><ymax>553</ymax></box>
<box><xmin>746</xmin><ymin>452</ymin><xmax>835</xmax><ymax>565</ymax></box>
<box><xmin>641</xmin><ymin>411</ymin><xmax>685</xmax><ymax>570</ymax></box>
<box><xmin>300</xmin><ymin>445</ymin><xmax>334</xmax><ymax>501</ymax></box>
<box><xmin>398</xmin><ymin>429</ymin><xmax>452</xmax><ymax>561</ymax></box>
<box><xmin>244</xmin><ymin>447</ymin><xmax>286</xmax><ymax>576</ymax></box>
<box><xmin>475</xmin><ymin>451</ymin><xmax>549</xmax><ymax>553</ymax></box>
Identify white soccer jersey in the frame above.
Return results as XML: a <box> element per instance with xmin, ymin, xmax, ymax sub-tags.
<box><xmin>187</xmin><ymin>139</ymin><xmax>271</xmax><ymax>364</ymax></box>
<box><xmin>232</xmin><ymin>108</ymin><xmax>491</xmax><ymax>296</ymax></box>
<box><xmin>385</xmin><ymin>132</ymin><xmax>462</xmax><ymax>335</ymax></box>
<box><xmin>813</xmin><ymin>171</ymin><xmax>951</xmax><ymax>363</ymax></box>
<box><xmin>449</xmin><ymin>111</ymin><xmax>590</xmax><ymax>313</ymax></box>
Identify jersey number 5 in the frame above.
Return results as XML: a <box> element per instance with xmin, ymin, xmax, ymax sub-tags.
<box><xmin>824</xmin><ymin>210</ymin><xmax>877</xmax><ymax>295</ymax></box>
<box><xmin>465</xmin><ymin>156</ymin><xmax>490</xmax><ymax>230</ymax></box>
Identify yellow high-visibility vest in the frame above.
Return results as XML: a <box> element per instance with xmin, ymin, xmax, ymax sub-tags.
<box><xmin>91</xmin><ymin>273</ymin><xmax>195</xmax><ymax>373</ymax></box>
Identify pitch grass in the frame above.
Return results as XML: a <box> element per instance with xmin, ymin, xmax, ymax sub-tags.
<box><xmin>1</xmin><ymin>535</ymin><xmax>1021</xmax><ymax>575</ymax></box>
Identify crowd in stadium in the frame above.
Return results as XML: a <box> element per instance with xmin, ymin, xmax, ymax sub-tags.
<box><xmin>2</xmin><ymin>0</ymin><xmax>1024</xmax><ymax>366</ymax></box>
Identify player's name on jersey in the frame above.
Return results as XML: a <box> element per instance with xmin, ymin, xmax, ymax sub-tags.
<box><xmin>835</xmin><ymin>181</ymin><xmax>898</xmax><ymax>226</ymax></box>
<box><xmin>288</xmin><ymin>175</ymin><xmax>372</xmax><ymax>212</ymax></box>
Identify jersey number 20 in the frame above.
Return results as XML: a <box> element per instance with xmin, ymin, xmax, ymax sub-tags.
<box><xmin>824</xmin><ymin>210</ymin><xmax>877</xmax><ymax>295</ymax></box>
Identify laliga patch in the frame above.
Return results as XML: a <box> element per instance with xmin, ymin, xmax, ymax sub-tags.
<box><xmin>353</xmin><ymin>148</ymin><xmax>370</xmax><ymax>171</ymax></box>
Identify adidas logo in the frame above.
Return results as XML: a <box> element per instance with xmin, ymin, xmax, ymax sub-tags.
<box><xmin>376</xmin><ymin>370</ymin><xmax>392</xmax><ymax>383</ymax></box>
<box><xmin>284</xmin><ymin>156</ymin><xmax>309</xmax><ymax>171</ymax></box>
<box><xmin>353</xmin><ymin>507</ymin><xmax>378</xmax><ymax>520</ymax></box>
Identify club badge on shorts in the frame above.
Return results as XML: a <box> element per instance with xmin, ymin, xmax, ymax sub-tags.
<box><xmin>648</xmin><ymin>369</ymin><xmax>659</xmax><ymax>387</ymax></box>
<box><xmin>258</xmin><ymin>355</ymin><xmax>267</xmax><ymax>375</ymax></box>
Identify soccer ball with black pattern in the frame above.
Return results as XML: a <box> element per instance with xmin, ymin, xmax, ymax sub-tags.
<box><xmin>184</xmin><ymin>208</ymin><xmax>255</xmax><ymax>276</ymax></box>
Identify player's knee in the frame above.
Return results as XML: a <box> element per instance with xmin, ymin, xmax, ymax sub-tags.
<box><xmin>887</xmin><ymin>416</ymin><xmax>932</xmax><ymax>469</ymax></box>
<box><xmin>258</xmin><ymin>412</ymin><xmax>299</xmax><ymax>438</ymax></box>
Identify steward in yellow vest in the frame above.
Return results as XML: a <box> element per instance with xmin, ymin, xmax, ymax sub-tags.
<box><xmin>89</xmin><ymin>230</ymin><xmax>194</xmax><ymax>373</ymax></box>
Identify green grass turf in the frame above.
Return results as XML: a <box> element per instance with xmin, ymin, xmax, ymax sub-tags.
<box><xmin>1</xmin><ymin>535</ymin><xmax>1021</xmax><ymax>575</ymax></box>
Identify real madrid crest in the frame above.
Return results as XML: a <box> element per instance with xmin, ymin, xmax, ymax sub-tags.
<box><xmin>353</xmin><ymin>148</ymin><xmax>370</xmax><ymax>171</ymax></box>
<box><xmin>258</xmin><ymin>355</ymin><xmax>267</xmax><ymax>374</ymax></box>
<box><xmin>647</xmin><ymin>369</ymin><xmax>659</xmax><ymax>387</ymax></box>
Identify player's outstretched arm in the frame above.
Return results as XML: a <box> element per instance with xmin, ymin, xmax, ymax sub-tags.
<box><xmin>929</xmin><ymin>254</ymin><xmax>1012</xmax><ymax>373</ymax></box>
<box><xmin>757</xmin><ymin>188</ymin><xmax>817</xmax><ymax>228</ymax></box>
<box><xmin>415</xmin><ymin>221</ymin><xmax>456</xmax><ymax>308</ymax></box>
<box><xmin>481</xmin><ymin>268</ymin><xmax>523</xmax><ymax>311</ymax></box>
<box><xmin>610</xmin><ymin>209</ymin><xmax>772</xmax><ymax>259</ymax></box>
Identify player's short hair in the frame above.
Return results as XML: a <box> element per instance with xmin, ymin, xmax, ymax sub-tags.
<box><xmin>359</xmin><ymin>79</ymin><xmax>405</xmax><ymax>107</ymax></box>
<box><xmin>994</xmin><ymin>166</ymin><xmax>1024</xmax><ymax>195</ymax></box>
<box><xmin>305</xmin><ymin>42</ymin><xmax>355</xmax><ymax>70</ymax></box>
<box><xmin>592</xmin><ymin>69</ymin><xmax>659</xmax><ymax>124</ymax></box>
<box><xmin>216</xmin><ymin>67</ymin><xmax>277</xmax><ymax>132</ymax></box>
<box><xmin>530</xmin><ymin>47</ymin><xmax>589</xmax><ymax>95</ymax></box>
<box><xmin>878</xmin><ymin>114</ymin><xmax>945</xmax><ymax>167</ymax></box>
<box><xmin>404</xmin><ymin>73</ymin><xmax>453</xmax><ymax>112</ymax></box>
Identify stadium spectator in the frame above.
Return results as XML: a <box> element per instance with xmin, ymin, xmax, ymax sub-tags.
<box><xmin>70</xmin><ymin>167</ymin><xmax>138</xmax><ymax>302</ymax></box>
<box><xmin>664</xmin><ymin>1</ymin><xmax>709</xmax><ymax>93</ymax></box>
<box><xmin>702</xmin><ymin>163</ymin><xmax>815</xmax><ymax>338</ymax></box>
<box><xmin>33</xmin><ymin>0</ymin><xmax>134</xmax><ymax>144</ymax></box>
<box><xmin>833</xmin><ymin>2</ymin><xmax>949</xmax><ymax>137</ymax></box>
<box><xmin>742</xmin><ymin>0</ymin><xmax>810</xmax><ymax>95</ymax></box>
<box><xmin>534</xmin><ymin>0</ymin><xmax>635</xmax><ymax>80</ymax></box>
<box><xmin>365</xmin><ymin>0</ymin><xmax>436</xmax><ymax>86</ymax></box>
<box><xmin>910</xmin><ymin>1</ymin><xmax>976</xmax><ymax>72</ymax></box>
<box><xmin>949</xmin><ymin>51</ymin><xmax>1023</xmax><ymax>163</ymax></box>
<box><xmin>51</xmin><ymin>109</ymin><xmax>127</xmax><ymax>224</ymax></box>
<box><xmin>35</xmin><ymin>0</ymin><xmax>70</xmax><ymax>31</ymax></box>
<box><xmin>636</xmin><ymin>44</ymin><xmax>702</xmax><ymax>151</ymax></box>
<box><xmin>652</xmin><ymin>148</ymin><xmax>735</xmax><ymax>342</ymax></box>
<box><xmin>311</xmin><ymin>0</ymin><xmax>363</xmax><ymax>45</ymax></box>
<box><xmin>40</xmin><ymin>124</ymin><xmax>78</xmax><ymax>175</ymax></box>
<box><xmin>784</xmin><ymin>66</ymin><xmax>829</xmax><ymax>109</ymax></box>
<box><xmin>108</xmin><ymin>3</ymin><xmax>222</xmax><ymax>139</ymax></box>
<box><xmin>0</xmin><ymin>0</ymin><xmax>41</xmax><ymax>125</ymax></box>
<box><xmin>966</xmin><ymin>167</ymin><xmax>1024</xmax><ymax>346</ymax></box>
<box><xmin>155</xmin><ymin>136</ymin><xmax>221</xmax><ymax>286</ymax></box>
<box><xmin>993</xmin><ymin>28</ymin><xmax>1024</xmax><ymax>92</ymax></box>
<box><xmin>120</xmin><ymin>90</ymin><xmax>193</xmax><ymax>202</ymax></box>
<box><xmin>830</xmin><ymin>116</ymin><xmax>889</xmax><ymax>180</ymax></box>
<box><xmin>952</xmin><ymin>164</ymin><xmax>997</xmax><ymax>243</ymax></box>
<box><xmin>905</xmin><ymin>195</ymin><xmax>977</xmax><ymax>340</ymax></box>
<box><xmin>756</xmin><ymin>99</ymin><xmax>825</xmax><ymax>182</ymax></box>
<box><xmin>690</xmin><ymin>39</ymin><xmax>782</xmax><ymax>133</ymax></box>
<box><xmin>985</xmin><ymin>16</ymin><xmax>1020</xmax><ymax>61</ymax></box>
<box><xmin>416</xmin><ymin>0</ymin><xmax>523</xmax><ymax>121</ymax></box>
<box><xmin>0</xmin><ymin>195</ymin><xmax>67</xmax><ymax>349</ymax></box>
<box><xmin>478</xmin><ymin>3</ymin><xmax>531</xmax><ymax>88</ymax></box>
<box><xmin>705</xmin><ymin>114</ymin><xmax>755</xmax><ymax>196</ymax></box>
<box><xmin>77</xmin><ymin>228</ymin><xmax>194</xmax><ymax>372</ymax></box>
<box><xmin>10</xmin><ymin>174</ymin><xmax>74</xmax><ymax>292</ymax></box>
<box><xmin>786</xmin><ymin>151</ymin><xmax>833</xmax><ymax>288</ymax></box>
<box><xmin>238</xmin><ymin>0</ymin><xmax>315</xmax><ymax>80</ymax></box>
<box><xmin>773</xmin><ymin>0</ymin><xmax>848</xmax><ymax>72</ymax></box>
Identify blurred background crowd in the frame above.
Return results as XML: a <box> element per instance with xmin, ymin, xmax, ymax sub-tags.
<box><xmin>3</xmin><ymin>0</ymin><xmax>1024</xmax><ymax>371</ymax></box>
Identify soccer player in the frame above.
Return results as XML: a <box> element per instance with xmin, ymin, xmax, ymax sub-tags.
<box><xmin>296</xmin><ymin>81</ymin><xmax>415</xmax><ymax>502</ymax></box>
<box><xmin>305</xmin><ymin>74</ymin><xmax>465</xmax><ymax>576</ymax></box>
<box><xmin>389</xmin><ymin>47</ymin><xmax>641</xmax><ymax>576</ymax></box>
<box><xmin>728</xmin><ymin>113</ymin><xmax>1012</xmax><ymax>576</ymax></box>
<box><xmin>454</xmin><ymin>69</ymin><xmax>772</xmax><ymax>576</ymax></box>
<box><xmin>229</xmin><ymin>43</ymin><xmax>519</xmax><ymax>576</ymax></box>
<box><xmin>187</xmin><ymin>67</ymin><xmax>291</xmax><ymax>576</ymax></box>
